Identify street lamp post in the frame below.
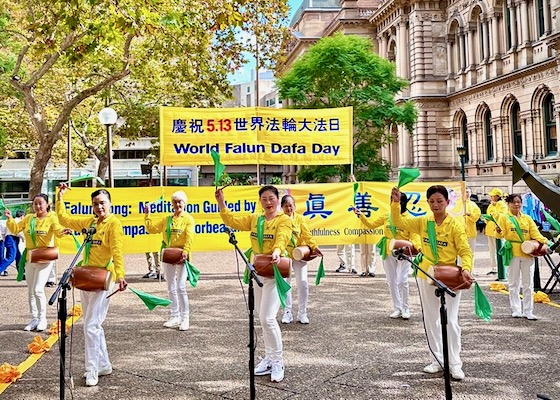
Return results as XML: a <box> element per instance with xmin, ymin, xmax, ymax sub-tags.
<box><xmin>456</xmin><ymin>145</ymin><xmax>467</xmax><ymax>181</ymax></box>
<box><xmin>98</xmin><ymin>107</ymin><xmax>118</xmax><ymax>188</ymax></box>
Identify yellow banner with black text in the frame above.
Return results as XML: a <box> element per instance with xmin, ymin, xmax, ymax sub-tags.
<box><xmin>159</xmin><ymin>106</ymin><xmax>353</xmax><ymax>166</ymax></box>
<box><xmin>55</xmin><ymin>182</ymin><xmax>465</xmax><ymax>255</ymax></box>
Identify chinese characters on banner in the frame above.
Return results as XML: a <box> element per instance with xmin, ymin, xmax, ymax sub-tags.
<box><xmin>55</xmin><ymin>181</ymin><xmax>464</xmax><ymax>254</ymax></box>
<box><xmin>159</xmin><ymin>106</ymin><xmax>353</xmax><ymax>166</ymax></box>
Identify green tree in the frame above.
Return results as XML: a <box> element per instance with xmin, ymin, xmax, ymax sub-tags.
<box><xmin>276</xmin><ymin>33</ymin><xmax>417</xmax><ymax>182</ymax></box>
<box><xmin>0</xmin><ymin>0</ymin><xmax>288</xmax><ymax>197</ymax></box>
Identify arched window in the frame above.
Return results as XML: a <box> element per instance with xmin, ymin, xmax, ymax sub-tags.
<box><xmin>511</xmin><ymin>102</ymin><xmax>522</xmax><ymax>157</ymax></box>
<box><xmin>461</xmin><ymin>114</ymin><xmax>469</xmax><ymax>162</ymax></box>
<box><xmin>544</xmin><ymin>94</ymin><xmax>557</xmax><ymax>155</ymax></box>
<box><xmin>484</xmin><ymin>110</ymin><xmax>494</xmax><ymax>160</ymax></box>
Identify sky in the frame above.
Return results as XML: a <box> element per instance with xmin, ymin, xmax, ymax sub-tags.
<box><xmin>228</xmin><ymin>0</ymin><xmax>302</xmax><ymax>84</ymax></box>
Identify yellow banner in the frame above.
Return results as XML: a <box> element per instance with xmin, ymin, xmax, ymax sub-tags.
<box><xmin>159</xmin><ymin>106</ymin><xmax>353</xmax><ymax>166</ymax></box>
<box><xmin>55</xmin><ymin>182</ymin><xmax>465</xmax><ymax>255</ymax></box>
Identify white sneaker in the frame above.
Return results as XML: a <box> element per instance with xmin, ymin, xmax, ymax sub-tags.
<box><xmin>254</xmin><ymin>356</ymin><xmax>272</xmax><ymax>376</ymax></box>
<box><xmin>511</xmin><ymin>311</ymin><xmax>522</xmax><ymax>318</ymax></box>
<box><xmin>163</xmin><ymin>316</ymin><xmax>181</xmax><ymax>328</ymax></box>
<box><xmin>36</xmin><ymin>319</ymin><xmax>48</xmax><ymax>332</ymax></box>
<box><xmin>298</xmin><ymin>313</ymin><xmax>309</xmax><ymax>324</ymax></box>
<box><xmin>270</xmin><ymin>360</ymin><xmax>284</xmax><ymax>382</ymax></box>
<box><xmin>524</xmin><ymin>313</ymin><xmax>538</xmax><ymax>320</ymax></box>
<box><xmin>179</xmin><ymin>317</ymin><xmax>190</xmax><ymax>331</ymax></box>
<box><xmin>401</xmin><ymin>309</ymin><xmax>411</xmax><ymax>320</ymax></box>
<box><xmin>390</xmin><ymin>310</ymin><xmax>401</xmax><ymax>319</ymax></box>
<box><xmin>281</xmin><ymin>309</ymin><xmax>293</xmax><ymax>324</ymax></box>
<box><xmin>450</xmin><ymin>366</ymin><xmax>465</xmax><ymax>380</ymax></box>
<box><xmin>84</xmin><ymin>366</ymin><xmax>112</xmax><ymax>378</ymax></box>
<box><xmin>85</xmin><ymin>370</ymin><xmax>98</xmax><ymax>386</ymax></box>
<box><xmin>423</xmin><ymin>362</ymin><xmax>443</xmax><ymax>374</ymax></box>
<box><xmin>24</xmin><ymin>319</ymin><xmax>39</xmax><ymax>331</ymax></box>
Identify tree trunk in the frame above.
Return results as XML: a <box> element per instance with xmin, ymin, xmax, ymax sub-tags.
<box><xmin>97</xmin><ymin>157</ymin><xmax>109</xmax><ymax>185</ymax></box>
<box><xmin>29</xmin><ymin>135</ymin><xmax>58</xmax><ymax>199</ymax></box>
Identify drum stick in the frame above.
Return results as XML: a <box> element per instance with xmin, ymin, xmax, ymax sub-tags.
<box><xmin>106</xmin><ymin>288</ymin><xmax>120</xmax><ymax>299</ymax></box>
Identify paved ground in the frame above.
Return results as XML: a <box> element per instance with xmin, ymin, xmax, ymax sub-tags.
<box><xmin>1</xmin><ymin>233</ymin><xmax>560</xmax><ymax>400</ymax></box>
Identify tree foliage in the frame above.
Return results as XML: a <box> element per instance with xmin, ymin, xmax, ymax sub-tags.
<box><xmin>276</xmin><ymin>33</ymin><xmax>417</xmax><ymax>182</ymax></box>
<box><xmin>0</xmin><ymin>0</ymin><xmax>289</xmax><ymax>197</ymax></box>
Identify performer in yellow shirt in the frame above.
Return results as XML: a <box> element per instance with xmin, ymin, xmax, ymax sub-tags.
<box><xmin>462</xmin><ymin>188</ymin><xmax>482</xmax><ymax>265</ymax></box>
<box><xmin>57</xmin><ymin>183</ymin><xmax>127</xmax><ymax>387</ymax></box>
<box><xmin>390</xmin><ymin>185</ymin><xmax>473</xmax><ymax>381</ymax></box>
<box><xmin>485</xmin><ymin>188</ymin><xmax>507</xmax><ymax>274</ymax></box>
<box><xmin>215</xmin><ymin>185</ymin><xmax>291</xmax><ymax>383</ymax></box>
<box><xmin>355</xmin><ymin>193</ymin><xmax>421</xmax><ymax>320</ymax></box>
<box><xmin>144</xmin><ymin>190</ymin><xmax>195</xmax><ymax>331</ymax></box>
<box><xmin>280</xmin><ymin>194</ymin><xmax>322</xmax><ymax>325</ymax></box>
<box><xmin>5</xmin><ymin>194</ymin><xmax>66</xmax><ymax>332</ymax></box>
<box><xmin>495</xmin><ymin>193</ymin><xmax>548</xmax><ymax>320</ymax></box>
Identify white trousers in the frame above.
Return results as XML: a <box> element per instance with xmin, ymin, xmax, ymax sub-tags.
<box><xmin>81</xmin><ymin>281</ymin><xmax>114</xmax><ymax>373</ymax></box>
<box><xmin>417</xmin><ymin>277</ymin><xmax>463</xmax><ymax>369</ymax></box>
<box><xmin>336</xmin><ymin>244</ymin><xmax>355</xmax><ymax>269</ymax></box>
<box><xmin>255</xmin><ymin>276</ymin><xmax>282</xmax><ymax>362</ymax></box>
<box><xmin>507</xmin><ymin>256</ymin><xmax>534</xmax><ymax>315</ymax></box>
<box><xmin>359</xmin><ymin>244</ymin><xmax>376</xmax><ymax>274</ymax></box>
<box><xmin>26</xmin><ymin>261</ymin><xmax>54</xmax><ymax>320</ymax></box>
<box><xmin>285</xmin><ymin>260</ymin><xmax>308</xmax><ymax>316</ymax></box>
<box><xmin>383</xmin><ymin>256</ymin><xmax>409</xmax><ymax>312</ymax></box>
<box><xmin>487</xmin><ymin>236</ymin><xmax>497</xmax><ymax>270</ymax></box>
<box><xmin>163</xmin><ymin>262</ymin><xmax>189</xmax><ymax>319</ymax></box>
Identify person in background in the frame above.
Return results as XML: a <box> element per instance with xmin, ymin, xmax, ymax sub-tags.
<box><xmin>280</xmin><ymin>194</ymin><xmax>322</xmax><ymax>325</ymax></box>
<box><xmin>143</xmin><ymin>251</ymin><xmax>164</xmax><ymax>281</ymax></box>
<box><xmin>496</xmin><ymin>193</ymin><xmax>549</xmax><ymax>320</ymax></box>
<box><xmin>216</xmin><ymin>185</ymin><xmax>291</xmax><ymax>383</ymax></box>
<box><xmin>5</xmin><ymin>195</ymin><xmax>66</xmax><ymax>332</ymax></box>
<box><xmin>144</xmin><ymin>191</ymin><xmax>194</xmax><ymax>331</ymax></box>
<box><xmin>462</xmin><ymin>188</ymin><xmax>482</xmax><ymax>267</ymax></box>
<box><xmin>484</xmin><ymin>188</ymin><xmax>507</xmax><ymax>275</ymax></box>
<box><xmin>335</xmin><ymin>244</ymin><xmax>356</xmax><ymax>274</ymax></box>
<box><xmin>57</xmin><ymin>184</ymin><xmax>128</xmax><ymax>387</ymax></box>
<box><xmin>358</xmin><ymin>244</ymin><xmax>376</xmax><ymax>277</ymax></box>
<box><xmin>0</xmin><ymin>220</ymin><xmax>16</xmax><ymax>277</ymax></box>
<box><xmin>10</xmin><ymin>210</ymin><xmax>26</xmax><ymax>270</ymax></box>
<box><xmin>355</xmin><ymin>193</ymin><xmax>421</xmax><ymax>319</ymax></box>
<box><xmin>390</xmin><ymin>185</ymin><xmax>473</xmax><ymax>381</ymax></box>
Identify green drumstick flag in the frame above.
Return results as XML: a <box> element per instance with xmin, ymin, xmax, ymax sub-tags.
<box><xmin>397</xmin><ymin>168</ymin><xmax>420</xmax><ymax>188</ymax></box>
<box><xmin>129</xmin><ymin>287</ymin><xmax>171</xmax><ymax>310</ymax></box>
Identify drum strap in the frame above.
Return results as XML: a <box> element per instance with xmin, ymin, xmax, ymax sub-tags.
<box><xmin>160</xmin><ymin>216</ymin><xmax>173</xmax><ymax>252</ymax></box>
<box><xmin>507</xmin><ymin>215</ymin><xmax>525</xmax><ymax>242</ymax></box>
<box><xmin>376</xmin><ymin>237</ymin><xmax>387</xmax><ymax>260</ymax></box>
<box><xmin>256</xmin><ymin>215</ymin><xmax>265</xmax><ymax>253</ymax></box>
<box><xmin>426</xmin><ymin>221</ymin><xmax>439</xmax><ymax>266</ymax></box>
<box><xmin>388</xmin><ymin>213</ymin><xmax>397</xmax><ymax>237</ymax></box>
<box><xmin>29</xmin><ymin>217</ymin><xmax>37</xmax><ymax>248</ymax></box>
<box><xmin>17</xmin><ymin>217</ymin><xmax>38</xmax><ymax>282</ymax></box>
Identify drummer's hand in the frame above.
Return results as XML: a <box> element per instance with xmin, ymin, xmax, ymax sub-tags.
<box><xmin>462</xmin><ymin>269</ymin><xmax>474</xmax><ymax>284</ymax></box>
<box><xmin>3</xmin><ymin>209</ymin><xmax>12</xmax><ymax>219</ymax></box>
<box><xmin>271</xmin><ymin>249</ymin><xmax>281</xmax><ymax>264</ymax></box>
<box><xmin>182</xmin><ymin>252</ymin><xmax>189</xmax><ymax>262</ymax></box>
<box><xmin>143</xmin><ymin>204</ymin><xmax>149</xmax><ymax>214</ymax></box>
<box><xmin>391</xmin><ymin>187</ymin><xmax>401</xmax><ymax>203</ymax></box>
<box><xmin>118</xmin><ymin>279</ymin><xmax>128</xmax><ymax>291</ymax></box>
<box><xmin>58</xmin><ymin>183</ymin><xmax>69</xmax><ymax>200</ymax></box>
<box><xmin>62</xmin><ymin>228</ymin><xmax>73</xmax><ymax>235</ymax></box>
<box><xmin>314</xmin><ymin>247</ymin><xmax>323</xmax><ymax>257</ymax></box>
<box><xmin>495</xmin><ymin>227</ymin><xmax>502</xmax><ymax>234</ymax></box>
<box><xmin>215</xmin><ymin>189</ymin><xmax>224</xmax><ymax>201</ymax></box>
<box><xmin>352</xmin><ymin>206</ymin><xmax>362</xmax><ymax>216</ymax></box>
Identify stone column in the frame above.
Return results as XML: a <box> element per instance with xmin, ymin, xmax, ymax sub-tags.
<box><xmin>491</xmin><ymin>13</ymin><xmax>500</xmax><ymax>56</ymax></box>
<box><xmin>520</xmin><ymin>0</ymin><xmax>530</xmax><ymax>45</ymax></box>
<box><xmin>467</xmin><ymin>26</ymin><xmax>476</xmax><ymax>67</ymax></box>
<box><xmin>399</xmin><ymin>17</ymin><xmax>409</xmax><ymax>78</ymax></box>
<box><xmin>543</xmin><ymin>0</ymin><xmax>551</xmax><ymax>35</ymax></box>
<box><xmin>482</xmin><ymin>17</ymin><xmax>490</xmax><ymax>61</ymax></box>
<box><xmin>459</xmin><ymin>31</ymin><xmax>466</xmax><ymax>70</ymax></box>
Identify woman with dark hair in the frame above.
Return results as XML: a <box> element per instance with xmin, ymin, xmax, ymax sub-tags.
<box><xmin>279</xmin><ymin>194</ymin><xmax>322</xmax><ymax>325</ymax></box>
<box><xmin>390</xmin><ymin>185</ymin><xmax>473</xmax><ymax>381</ymax></box>
<box><xmin>5</xmin><ymin>194</ymin><xmax>66</xmax><ymax>332</ymax></box>
<box><xmin>215</xmin><ymin>185</ymin><xmax>291</xmax><ymax>383</ymax></box>
<box><xmin>354</xmin><ymin>193</ymin><xmax>421</xmax><ymax>320</ymax></box>
<box><xmin>57</xmin><ymin>183</ymin><xmax>127</xmax><ymax>387</ymax></box>
<box><xmin>496</xmin><ymin>193</ymin><xmax>548</xmax><ymax>320</ymax></box>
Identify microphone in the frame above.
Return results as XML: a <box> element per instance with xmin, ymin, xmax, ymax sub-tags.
<box><xmin>82</xmin><ymin>227</ymin><xmax>96</xmax><ymax>235</ymax></box>
<box><xmin>224</xmin><ymin>226</ymin><xmax>235</xmax><ymax>237</ymax></box>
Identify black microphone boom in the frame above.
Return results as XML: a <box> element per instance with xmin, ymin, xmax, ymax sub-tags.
<box><xmin>82</xmin><ymin>227</ymin><xmax>96</xmax><ymax>235</ymax></box>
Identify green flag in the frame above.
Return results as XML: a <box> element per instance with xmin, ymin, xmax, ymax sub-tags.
<box><xmin>481</xmin><ymin>214</ymin><xmax>496</xmax><ymax>223</ymax></box>
<box><xmin>273</xmin><ymin>264</ymin><xmax>291</xmax><ymax>308</ymax></box>
<box><xmin>474</xmin><ymin>281</ymin><xmax>492</xmax><ymax>321</ymax></box>
<box><xmin>314</xmin><ymin>257</ymin><xmax>325</xmax><ymax>286</ymax></box>
<box><xmin>152</xmin><ymin>194</ymin><xmax>165</xmax><ymax>205</ymax></box>
<box><xmin>397</xmin><ymin>168</ymin><xmax>420</xmax><ymax>188</ymax></box>
<box><xmin>210</xmin><ymin>149</ymin><xmax>226</xmax><ymax>187</ymax></box>
<box><xmin>543</xmin><ymin>209</ymin><xmax>560</xmax><ymax>231</ymax></box>
<box><xmin>129</xmin><ymin>287</ymin><xmax>171</xmax><ymax>310</ymax></box>
<box><xmin>185</xmin><ymin>260</ymin><xmax>200</xmax><ymax>287</ymax></box>
<box><xmin>352</xmin><ymin>182</ymin><xmax>359</xmax><ymax>205</ymax></box>
<box><xmin>68</xmin><ymin>174</ymin><xmax>105</xmax><ymax>186</ymax></box>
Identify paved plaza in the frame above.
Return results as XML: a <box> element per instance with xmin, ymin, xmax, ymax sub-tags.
<box><xmin>1</xmin><ymin>234</ymin><xmax>560</xmax><ymax>399</ymax></box>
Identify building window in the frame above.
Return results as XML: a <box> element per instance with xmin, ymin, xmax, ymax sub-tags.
<box><xmin>461</xmin><ymin>115</ymin><xmax>469</xmax><ymax>163</ymax></box>
<box><xmin>544</xmin><ymin>94</ymin><xmax>557</xmax><ymax>155</ymax></box>
<box><xmin>484</xmin><ymin>110</ymin><xmax>494</xmax><ymax>161</ymax></box>
<box><xmin>511</xmin><ymin>102</ymin><xmax>522</xmax><ymax>157</ymax></box>
<box><xmin>537</xmin><ymin>0</ymin><xmax>545</xmax><ymax>36</ymax></box>
<box><xmin>505</xmin><ymin>4</ymin><xmax>513</xmax><ymax>49</ymax></box>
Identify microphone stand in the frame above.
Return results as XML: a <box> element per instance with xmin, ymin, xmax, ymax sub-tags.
<box><xmin>396</xmin><ymin>251</ymin><xmax>456</xmax><ymax>400</ymax></box>
<box><xmin>225</xmin><ymin>229</ymin><xmax>262</xmax><ymax>400</ymax></box>
<box><xmin>48</xmin><ymin>230</ymin><xmax>94</xmax><ymax>400</ymax></box>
